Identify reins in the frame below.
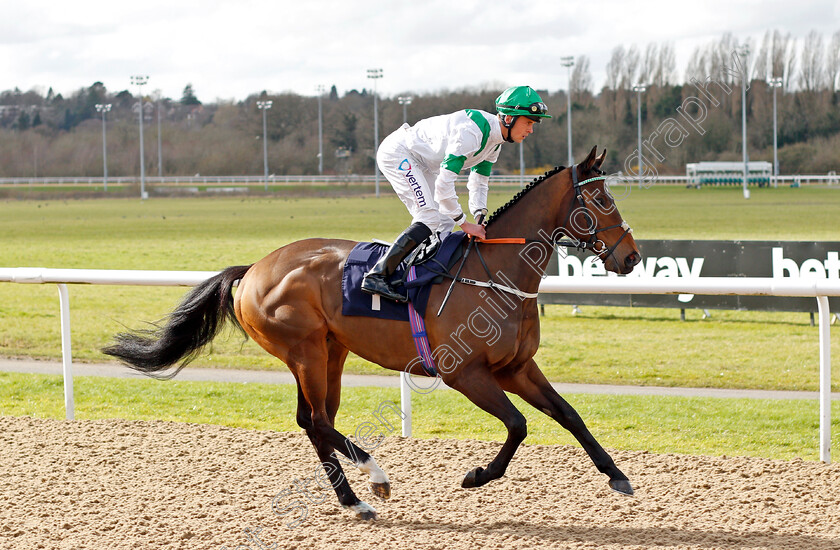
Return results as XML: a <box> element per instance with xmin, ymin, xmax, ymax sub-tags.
<box><xmin>436</xmin><ymin>236</ymin><xmax>537</xmax><ymax>316</ymax></box>
<box><xmin>435</xmin><ymin>164</ymin><xmax>633</xmax><ymax>315</ymax></box>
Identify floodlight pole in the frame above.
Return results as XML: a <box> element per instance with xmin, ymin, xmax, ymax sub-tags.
<box><xmin>770</xmin><ymin>77</ymin><xmax>783</xmax><ymax>188</ymax></box>
<box><xmin>131</xmin><ymin>75</ymin><xmax>149</xmax><ymax>200</ymax></box>
<box><xmin>95</xmin><ymin>104</ymin><xmax>111</xmax><ymax>191</ymax></box>
<box><xmin>739</xmin><ymin>46</ymin><xmax>750</xmax><ymax>199</ymax></box>
<box><xmin>257</xmin><ymin>100</ymin><xmax>273</xmax><ymax>191</ymax></box>
<box><xmin>155</xmin><ymin>92</ymin><xmax>163</xmax><ymax>178</ymax></box>
<box><xmin>316</xmin><ymin>85</ymin><xmax>325</xmax><ymax>175</ymax></box>
<box><xmin>632</xmin><ymin>84</ymin><xmax>646</xmax><ymax>189</ymax></box>
<box><xmin>398</xmin><ymin>95</ymin><xmax>413</xmax><ymax>124</ymax></box>
<box><xmin>367</xmin><ymin>68</ymin><xmax>383</xmax><ymax>197</ymax></box>
<box><xmin>561</xmin><ymin>56</ymin><xmax>574</xmax><ymax>166</ymax></box>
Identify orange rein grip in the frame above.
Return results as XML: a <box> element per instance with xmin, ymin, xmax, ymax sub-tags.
<box><xmin>474</xmin><ymin>237</ymin><xmax>527</xmax><ymax>244</ymax></box>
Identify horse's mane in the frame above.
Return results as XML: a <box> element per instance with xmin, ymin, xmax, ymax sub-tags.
<box><xmin>485</xmin><ymin>165</ymin><xmax>566</xmax><ymax>227</ymax></box>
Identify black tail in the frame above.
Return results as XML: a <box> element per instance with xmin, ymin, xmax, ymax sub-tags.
<box><xmin>102</xmin><ymin>265</ymin><xmax>252</xmax><ymax>380</ymax></box>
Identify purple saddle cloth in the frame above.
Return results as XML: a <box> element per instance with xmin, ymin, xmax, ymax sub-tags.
<box><xmin>341</xmin><ymin>231</ymin><xmax>467</xmax><ymax>321</ymax></box>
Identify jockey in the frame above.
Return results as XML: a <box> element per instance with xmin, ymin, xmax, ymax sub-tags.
<box><xmin>362</xmin><ymin>85</ymin><xmax>551</xmax><ymax>303</ymax></box>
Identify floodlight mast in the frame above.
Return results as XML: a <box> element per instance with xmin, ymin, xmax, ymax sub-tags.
<box><xmin>316</xmin><ymin>85</ymin><xmax>325</xmax><ymax>175</ymax></box>
<box><xmin>131</xmin><ymin>75</ymin><xmax>149</xmax><ymax>199</ymax></box>
<box><xmin>398</xmin><ymin>95</ymin><xmax>413</xmax><ymax>124</ymax></box>
<box><xmin>561</xmin><ymin>56</ymin><xmax>574</xmax><ymax>166</ymax></box>
<box><xmin>257</xmin><ymin>100</ymin><xmax>273</xmax><ymax>190</ymax></box>
<box><xmin>738</xmin><ymin>45</ymin><xmax>750</xmax><ymax>199</ymax></box>
<box><xmin>632</xmin><ymin>84</ymin><xmax>646</xmax><ymax>189</ymax></box>
<box><xmin>95</xmin><ymin>104</ymin><xmax>111</xmax><ymax>191</ymax></box>
<box><xmin>769</xmin><ymin>77</ymin><xmax>783</xmax><ymax>188</ymax></box>
<box><xmin>367</xmin><ymin>68</ymin><xmax>383</xmax><ymax>197</ymax></box>
<box><xmin>155</xmin><ymin>91</ymin><xmax>163</xmax><ymax>178</ymax></box>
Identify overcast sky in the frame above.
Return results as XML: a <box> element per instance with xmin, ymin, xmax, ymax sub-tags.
<box><xmin>2</xmin><ymin>0</ymin><xmax>838</xmax><ymax>103</ymax></box>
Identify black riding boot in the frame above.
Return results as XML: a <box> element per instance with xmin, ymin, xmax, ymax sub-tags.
<box><xmin>361</xmin><ymin>222</ymin><xmax>433</xmax><ymax>303</ymax></box>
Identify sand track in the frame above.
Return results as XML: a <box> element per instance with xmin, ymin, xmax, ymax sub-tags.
<box><xmin>1</xmin><ymin>416</ymin><xmax>838</xmax><ymax>550</ymax></box>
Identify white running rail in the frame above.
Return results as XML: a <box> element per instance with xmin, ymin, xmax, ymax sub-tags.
<box><xmin>0</xmin><ymin>268</ymin><xmax>836</xmax><ymax>462</ymax></box>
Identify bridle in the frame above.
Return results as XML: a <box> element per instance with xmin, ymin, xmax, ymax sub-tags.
<box><xmin>435</xmin><ymin>164</ymin><xmax>634</xmax><ymax>315</ymax></box>
<box><xmin>555</xmin><ymin>164</ymin><xmax>633</xmax><ymax>269</ymax></box>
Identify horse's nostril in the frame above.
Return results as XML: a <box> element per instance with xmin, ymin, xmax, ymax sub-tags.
<box><xmin>626</xmin><ymin>252</ymin><xmax>641</xmax><ymax>267</ymax></box>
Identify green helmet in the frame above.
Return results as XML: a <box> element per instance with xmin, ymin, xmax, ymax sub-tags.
<box><xmin>495</xmin><ymin>86</ymin><xmax>551</xmax><ymax>121</ymax></box>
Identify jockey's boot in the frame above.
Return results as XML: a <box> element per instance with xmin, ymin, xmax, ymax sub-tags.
<box><xmin>361</xmin><ymin>222</ymin><xmax>433</xmax><ymax>303</ymax></box>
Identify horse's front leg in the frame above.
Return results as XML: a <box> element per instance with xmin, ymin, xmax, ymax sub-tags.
<box><xmin>448</xmin><ymin>366</ymin><xmax>528</xmax><ymax>488</ymax></box>
<box><xmin>497</xmin><ymin>359</ymin><xmax>634</xmax><ymax>495</ymax></box>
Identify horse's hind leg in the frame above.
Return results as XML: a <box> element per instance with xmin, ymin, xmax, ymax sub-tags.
<box><xmin>324</xmin><ymin>339</ymin><xmax>391</xmax><ymax>500</ymax></box>
<box><xmin>293</xmin><ymin>336</ymin><xmax>387</xmax><ymax>519</ymax></box>
<box><xmin>448</xmin><ymin>366</ymin><xmax>528</xmax><ymax>489</ymax></box>
<box><xmin>294</xmin><ymin>382</ymin><xmax>362</xmax><ymax>511</ymax></box>
<box><xmin>497</xmin><ymin>359</ymin><xmax>633</xmax><ymax>495</ymax></box>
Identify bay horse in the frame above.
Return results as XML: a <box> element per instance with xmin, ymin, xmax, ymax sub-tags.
<box><xmin>103</xmin><ymin>146</ymin><xmax>641</xmax><ymax>521</ymax></box>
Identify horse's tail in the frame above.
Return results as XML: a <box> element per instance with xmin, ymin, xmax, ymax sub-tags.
<box><xmin>102</xmin><ymin>265</ymin><xmax>252</xmax><ymax>380</ymax></box>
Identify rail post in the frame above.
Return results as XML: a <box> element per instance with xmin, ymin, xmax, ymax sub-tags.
<box><xmin>817</xmin><ymin>295</ymin><xmax>832</xmax><ymax>463</ymax></box>
<box><xmin>57</xmin><ymin>284</ymin><xmax>74</xmax><ymax>420</ymax></box>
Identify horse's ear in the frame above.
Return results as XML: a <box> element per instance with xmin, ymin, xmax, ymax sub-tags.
<box><xmin>594</xmin><ymin>149</ymin><xmax>607</xmax><ymax>170</ymax></box>
<box><xmin>581</xmin><ymin>146</ymin><xmax>598</xmax><ymax>171</ymax></box>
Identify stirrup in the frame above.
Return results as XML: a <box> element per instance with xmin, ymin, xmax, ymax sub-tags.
<box><xmin>361</xmin><ymin>274</ymin><xmax>408</xmax><ymax>303</ymax></box>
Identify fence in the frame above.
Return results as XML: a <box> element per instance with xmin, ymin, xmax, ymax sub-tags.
<box><xmin>1</xmin><ymin>173</ymin><xmax>838</xmax><ymax>189</ymax></box>
<box><xmin>0</xmin><ymin>267</ymin><xmax>837</xmax><ymax>462</ymax></box>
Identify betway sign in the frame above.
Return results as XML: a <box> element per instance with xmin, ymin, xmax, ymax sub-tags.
<box><xmin>539</xmin><ymin>240</ymin><xmax>840</xmax><ymax>312</ymax></box>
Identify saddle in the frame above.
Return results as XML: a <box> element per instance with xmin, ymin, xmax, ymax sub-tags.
<box><xmin>341</xmin><ymin>231</ymin><xmax>467</xmax><ymax>321</ymax></box>
<box><xmin>405</xmin><ymin>232</ymin><xmax>442</xmax><ymax>268</ymax></box>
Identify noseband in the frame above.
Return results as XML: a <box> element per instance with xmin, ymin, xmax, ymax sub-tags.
<box><xmin>557</xmin><ymin>164</ymin><xmax>633</xmax><ymax>268</ymax></box>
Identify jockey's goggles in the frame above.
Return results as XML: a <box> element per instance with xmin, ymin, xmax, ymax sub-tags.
<box><xmin>525</xmin><ymin>102</ymin><xmax>549</xmax><ymax>116</ymax></box>
<box><xmin>499</xmin><ymin>101</ymin><xmax>550</xmax><ymax>122</ymax></box>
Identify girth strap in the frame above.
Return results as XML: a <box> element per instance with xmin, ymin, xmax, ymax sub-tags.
<box><xmin>406</xmin><ymin>266</ymin><xmax>437</xmax><ymax>376</ymax></box>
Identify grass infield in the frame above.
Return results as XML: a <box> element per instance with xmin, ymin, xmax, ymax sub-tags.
<box><xmin>1</xmin><ymin>185</ymin><xmax>837</xmax><ymax>390</ymax></box>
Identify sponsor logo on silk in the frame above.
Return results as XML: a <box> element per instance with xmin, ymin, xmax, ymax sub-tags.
<box><xmin>398</xmin><ymin>158</ymin><xmax>426</xmax><ymax>208</ymax></box>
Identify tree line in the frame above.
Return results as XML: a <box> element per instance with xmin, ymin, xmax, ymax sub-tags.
<box><xmin>2</xmin><ymin>30</ymin><xmax>839</xmax><ymax>179</ymax></box>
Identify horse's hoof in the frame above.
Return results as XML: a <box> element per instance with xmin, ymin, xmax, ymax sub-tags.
<box><xmin>356</xmin><ymin>508</ymin><xmax>377</xmax><ymax>521</ymax></box>
<box><xmin>609</xmin><ymin>479</ymin><xmax>634</xmax><ymax>496</ymax></box>
<box><xmin>343</xmin><ymin>501</ymin><xmax>378</xmax><ymax>521</ymax></box>
<box><xmin>461</xmin><ymin>467</ymin><xmax>484</xmax><ymax>488</ymax></box>
<box><xmin>370</xmin><ymin>481</ymin><xmax>391</xmax><ymax>500</ymax></box>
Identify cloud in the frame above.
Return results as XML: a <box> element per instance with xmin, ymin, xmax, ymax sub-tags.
<box><xmin>2</xmin><ymin>0</ymin><xmax>839</xmax><ymax>101</ymax></box>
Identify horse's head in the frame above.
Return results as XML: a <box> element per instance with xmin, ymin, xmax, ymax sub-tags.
<box><xmin>560</xmin><ymin>146</ymin><xmax>641</xmax><ymax>275</ymax></box>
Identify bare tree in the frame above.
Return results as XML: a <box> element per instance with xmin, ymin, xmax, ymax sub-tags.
<box><xmin>753</xmin><ymin>31</ymin><xmax>772</xmax><ymax>81</ymax></box>
<box><xmin>826</xmin><ymin>30</ymin><xmax>840</xmax><ymax>92</ymax></box>
<box><xmin>639</xmin><ymin>43</ymin><xmax>657</xmax><ymax>85</ymax></box>
<box><xmin>712</xmin><ymin>33</ymin><xmax>741</xmax><ymax>86</ymax></box>
<box><xmin>770</xmin><ymin>30</ymin><xmax>786</xmax><ymax>79</ymax></box>
<box><xmin>570</xmin><ymin>55</ymin><xmax>593</xmax><ymax>95</ymax></box>
<box><xmin>620</xmin><ymin>44</ymin><xmax>640</xmax><ymax>89</ymax></box>
<box><xmin>605</xmin><ymin>46</ymin><xmax>624</xmax><ymax>90</ymax></box>
<box><xmin>799</xmin><ymin>30</ymin><xmax>826</xmax><ymax>92</ymax></box>
<box><xmin>684</xmin><ymin>46</ymin><xmax>707</xmax><ymax>83</ymax></box>
<box><xmin>777</xmin><ymin>33</ymin><xmax>798</xmax><ymax>91</ymax></box>
<box><xmin>657</xmin><ymin>42</ymin><xmax>677</xmax><ymax>85</ymax></box>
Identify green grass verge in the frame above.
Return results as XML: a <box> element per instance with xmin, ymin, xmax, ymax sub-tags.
<box><xmin>1</xmin><ymin>186</ymin><xmax>838</xmax><ymax>392</ymax></box>
<box><xmin>2</xmin><ymin>371</ymin><xmax>837</xmax><ymax>461</ymax></box>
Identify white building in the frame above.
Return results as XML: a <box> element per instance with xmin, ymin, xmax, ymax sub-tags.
<box><xmin>686</xmin><ymin>161</ymin><xmax>773</xmax><ymax>188</ymax></box>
